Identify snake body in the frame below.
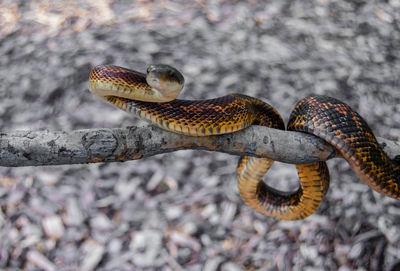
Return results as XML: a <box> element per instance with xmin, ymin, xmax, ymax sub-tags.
<box><xmin>89</xmin><ymin>64</ymin><xmax>400</xmax><ymax>220</ymax></box>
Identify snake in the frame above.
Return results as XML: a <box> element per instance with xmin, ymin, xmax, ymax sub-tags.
<box><xmin>89</xmin><ymin>64</ymin><xmax>400</xmax><ymax>220</ymax></box>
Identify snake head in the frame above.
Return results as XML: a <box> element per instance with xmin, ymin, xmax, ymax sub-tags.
<box><xmin>146</xmin><ymin>64</ymin><xmax>185</xmax><ymax>102</ymax></box>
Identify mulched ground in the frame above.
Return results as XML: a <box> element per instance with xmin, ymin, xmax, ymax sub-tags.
<box><xmin>0</xmin><ymin>1</ymin><xmax>399</xmax><ymax>270</ymax></box>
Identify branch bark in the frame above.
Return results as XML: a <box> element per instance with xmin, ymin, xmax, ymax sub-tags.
<box><xmin>0</xmin><ymin>125</ymin><xmax>398</xmax><ymax>167</ymax></box>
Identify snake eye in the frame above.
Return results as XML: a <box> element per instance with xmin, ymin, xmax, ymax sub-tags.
<box><xmin>148</xmin><ymin>77</ymin><xmax>159</xmax><ymax>86</ymax></box>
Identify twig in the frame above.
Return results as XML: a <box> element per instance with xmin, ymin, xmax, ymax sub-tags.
<box><xmin>0</xmin><ymin>125</ymin><xmax>398</xmax><ymax>167</ymax></box>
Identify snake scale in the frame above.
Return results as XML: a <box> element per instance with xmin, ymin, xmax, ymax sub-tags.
<box><xmin>89</xmin><ymin>64</ymin><xmax>400</xmax><ymax>220</ymax></box>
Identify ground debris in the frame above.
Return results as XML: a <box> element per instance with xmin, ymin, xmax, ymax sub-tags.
<box><xmin>0</xmin><ymin>0</ymin><xmax>399</xmax><ymax>270</ymax></box>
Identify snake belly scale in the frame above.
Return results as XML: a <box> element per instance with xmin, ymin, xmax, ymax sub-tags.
<box><xmin>89</xmin><ymin>64</ymin><xmax>400</xmax><ymax>220</ymax></box>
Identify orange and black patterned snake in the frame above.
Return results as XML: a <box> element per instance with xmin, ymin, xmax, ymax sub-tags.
<box><xmin>89</xmin><ymin>64</ymin><xmax>400</xmax><ymax>220</ymax></box>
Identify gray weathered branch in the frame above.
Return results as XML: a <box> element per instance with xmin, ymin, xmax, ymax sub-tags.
<box><xmin>0</xmin><ymin>125</ymin><xmax>399</xmax><ymax>167</ymax></box>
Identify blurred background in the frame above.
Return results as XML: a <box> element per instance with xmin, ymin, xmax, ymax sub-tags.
<box><xmin>0</xmin><ymin>0</ymin><xmax>400</xmax><ymax>270</ymax></box>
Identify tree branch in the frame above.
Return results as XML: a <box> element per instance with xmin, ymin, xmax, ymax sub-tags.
<box><xmin>0</xmin><ymin>125</ymin><xmax>398</xmax><ymax>167</ymax></box>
